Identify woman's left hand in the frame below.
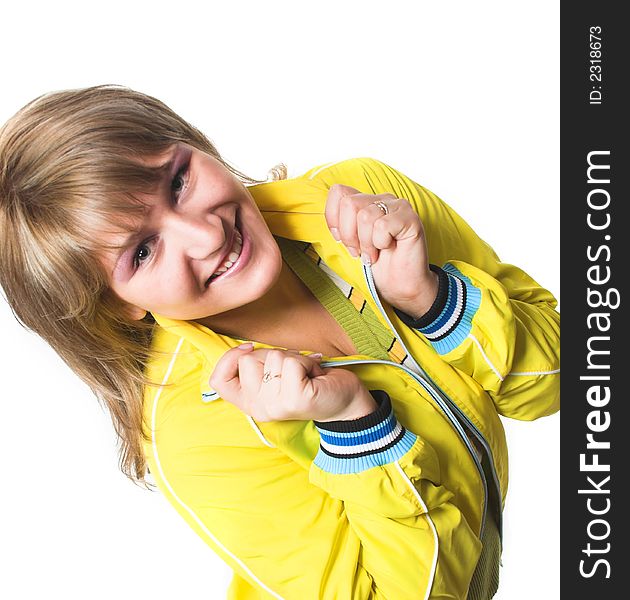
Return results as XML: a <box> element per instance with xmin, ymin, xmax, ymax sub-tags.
<box><xmin>325</xmin><ymin>184</ymin><xmax>439</xmax><ymax>319</ymax></box>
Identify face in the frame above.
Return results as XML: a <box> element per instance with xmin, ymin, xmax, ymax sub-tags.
<box><xmin>103</xmin><ymin>143</ymin><xmax>282</xmax><ymax>321</ymax></box>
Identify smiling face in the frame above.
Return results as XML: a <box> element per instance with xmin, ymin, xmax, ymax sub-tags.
<box><xmin>103</xmin><ymin>143</ymin><xmax>282</xmax><ymax>321</ymax></box>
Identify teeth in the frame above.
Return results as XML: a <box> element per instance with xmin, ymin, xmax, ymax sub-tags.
<box><xmin>209</xmin><ymin>228</ymin><xmax>243</xmax><ymax>280</ymax></box>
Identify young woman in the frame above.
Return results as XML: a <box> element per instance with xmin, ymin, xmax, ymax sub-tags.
<box><xmin>0</xmin><ymin>85</ymin><xmax>560</xmax><ymax>599</ymax></box>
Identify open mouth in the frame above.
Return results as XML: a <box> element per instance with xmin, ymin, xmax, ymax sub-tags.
<box><xmin>206</xmin><ymin>226</ymin><xmax>243</xmax><ymax>284</ymax></box>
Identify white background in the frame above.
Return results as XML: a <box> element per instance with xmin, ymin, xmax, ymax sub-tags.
<box><xmin>0</xmin><ymin>1</ymin><xmax>559</xmax><ymax>598</ymax></box>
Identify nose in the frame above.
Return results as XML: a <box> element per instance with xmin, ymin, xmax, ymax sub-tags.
<box><xmin>167</xmin><ymin>213</ymin><xmax>225</xmax><ymax>261</ymax></box>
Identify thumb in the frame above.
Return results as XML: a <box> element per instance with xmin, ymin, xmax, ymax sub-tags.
<box><xmin>305</xmin><ymin>352</ymin><xmax>325</xmax><ymax>377</ymax></box>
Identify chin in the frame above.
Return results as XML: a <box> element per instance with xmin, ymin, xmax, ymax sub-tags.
<box><xmin>176</xmin><ymin>236</ymin><xmax>283</xmax><ymax>322</ymax></box>
<box><xmin>217</xmin><ymin>234</ymin><xmax>282</xmax><ymax>313</ymax></box>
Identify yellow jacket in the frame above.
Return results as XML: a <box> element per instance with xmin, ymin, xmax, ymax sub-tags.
<box><xmin>142</xmin><ymin>158</ymin><xmax>560</xmax><ymax>599</ymax></box>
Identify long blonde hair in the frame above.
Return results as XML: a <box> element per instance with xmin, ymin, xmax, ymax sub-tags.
<box><xmin>0</xmin><ymin>85</ymin><xmax>265</xmax><ymax>485</ymax></box>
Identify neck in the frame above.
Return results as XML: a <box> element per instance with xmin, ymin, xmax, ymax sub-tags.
<box><xmin>196</xmin><ymin>259</ymin><xmax>312</xmax><ymax>343</ymax></box>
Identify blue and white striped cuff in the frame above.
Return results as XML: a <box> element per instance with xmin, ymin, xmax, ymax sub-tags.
<box><xmin>312</xmin><ymin>391</ymin><xmax>417</xmax><ymax>474</ymax></box>
<box><xmin>394</xmin><ymin>264</ymin><xmax>481</xmax><ymax>355</ymax></box>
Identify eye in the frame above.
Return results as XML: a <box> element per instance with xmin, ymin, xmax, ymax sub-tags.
<box><xmin>171</xmin><ymin>163</ymin><xmax>189</xmax><ymax>200</ymax></box>
<box><xmin>133</xmin><ymin>239</ymin><xmax>154</xmax><ymax>269</ymax></box>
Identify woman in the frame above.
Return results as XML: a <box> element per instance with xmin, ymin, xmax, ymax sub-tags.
<box><xmin>0</xmin><ymin>85</ymin><xmax>560</xmax><ymax>599</ymax></box>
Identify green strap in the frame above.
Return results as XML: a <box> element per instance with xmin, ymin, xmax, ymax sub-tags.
<box><xmin>467</xmin><ymin>514</ymin><xmax>501</xmax><ymax>599</ymax></box>
<box><xmin>276</xmin><ymin>237</ymin><xmax>389</xmax><ymax>360</ymax></box>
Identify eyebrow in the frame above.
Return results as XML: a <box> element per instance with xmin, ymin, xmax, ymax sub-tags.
<box><xmin>111</xmin><ymin>147</ymin><xmax>190</xmax><ymax>279</ymax></box>
<box><xmin>110</xmin><ymin>176</ymin><xmax>165</xmax><ymax>279</ymax></box>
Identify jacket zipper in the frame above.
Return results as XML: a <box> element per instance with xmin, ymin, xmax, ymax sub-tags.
<box><xmin>321</xmin><ymin>263</ymin><xmax>503</xmax><ymax>540</ymax></box>
<box><xmin>364</xmin><ymin>263</ymin><xmax>504</xmax><ymax>540</ymax></box>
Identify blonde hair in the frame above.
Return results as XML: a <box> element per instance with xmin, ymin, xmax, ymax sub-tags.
<box><xmin>0</xmin><ymin>85</ymin><xmax>270</xmax><ymax>486</ymax></box>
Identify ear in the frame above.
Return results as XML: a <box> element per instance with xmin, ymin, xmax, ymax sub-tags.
<box><xmin>120</xmin><ymin>301</ymin><xmax>148</xmax><ymax>321</ymax></box>
<box><xmin>102</xmin><ymin>288</ymin><xmax>149</xmax><ymax>321</ymax></box>
<box><xmin>127</xmin><ymin>305</ymin><xmax>148</xmax><ymax>321</ymax></box>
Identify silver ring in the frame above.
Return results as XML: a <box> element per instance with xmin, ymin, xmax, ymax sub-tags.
<box><xmin>371</xmin><ymin>200</ymin><xmax>389</xmax><ymax>216</ymax></box>
<box><xmin>262</xmin><ymin>371</ymin><xmax>281</xmax><ymax>383</ymax></box>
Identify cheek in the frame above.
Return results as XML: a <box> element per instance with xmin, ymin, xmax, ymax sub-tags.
<box><xmin>123</xmin><ymin>271</ymin><xmax>190</xmax><ymax>312</ymax></box>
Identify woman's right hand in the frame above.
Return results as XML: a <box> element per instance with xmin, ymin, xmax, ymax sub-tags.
<box><xmin>209</xmin><ymin>345</ymin><xmax>377</xmax><ymax>422</ymax></box>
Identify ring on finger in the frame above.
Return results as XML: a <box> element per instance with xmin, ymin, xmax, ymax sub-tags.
<box><xmin>371</xmin><ymin>200</ymin><xmax>389</xmax><ymax>216</ymax></box>
<box><xmin>262</xmin><ymin>371</ymin><xmax>281</xmax><ymax>383</ymax></box>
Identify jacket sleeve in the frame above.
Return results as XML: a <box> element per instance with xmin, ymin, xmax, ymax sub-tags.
<box><xmin>306</xmin><ymin>158</ymin><xmax>560</xmax><ymax>421</ymax></box>
<box><xmin>146</xmin><ymin>382</ymin><xmax>483</xmax><ymax>600</ymax></box>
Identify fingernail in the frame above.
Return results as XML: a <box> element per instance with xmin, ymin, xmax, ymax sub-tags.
<box><xmin>360</xmin><ymin>253</ymin><xmax>371</xmax><ymax>266</ymax></box>
<box><xmin>308</xmin><ymin>352</ymin><xmax>323</xmax><ymax>359</ymax></box>
<box><xmin>347</xmin><ymin>246</ymin><xmax>359</xmax><ymax>258</ymax></box>
<box><xmin>237</xmin><ymin>342</ymin><xmax>254</xmax><ymax>350</ymax></box>
<box><xmin>330</xmin><ymin>227</ymin><xmax>340</xmax><ymax>241</ymax></box>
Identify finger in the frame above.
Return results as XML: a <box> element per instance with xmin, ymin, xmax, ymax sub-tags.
<box><xmin>237</xmin><ymin>353</ymin><xmax>266</xmax><ymax>399</ymax></box>
<box><xmin>336</xmin><ymin>191</ymin><xmax>366</xmax><ymax>257</ymax></box>
<box><xmin>337</xmin><ymin>192</ymin><xmax>395</xmax><ymax>258</ymax></box>
<box><xmin>371</xmin><ymin>204</ymin><xmax>421</xmax><ymax>251</ymax></box>
<box><xmin>280</xmin><ymin>355</ymin><xmax>314</xmax><ymax>412</ymax></box>
<box><xmin>325</xmin><ymin>184</ymin><xmax>360</xmax><ymax>242</ymax></box>
<box><xmin>244</xmin><ymin>347</ymin><xmax>272</xmax><ymax>363</ymax></box>
<box><xmin>288</xmin><ymin>353</ymin><xmax>327</xmax><ymax>385</ymax></box>
<box><xmin>371</xmin><ymin>215</ymin><xmax>396</xmax><ymax>252</ymax></box>
<box><xmin>209</xmin><ymin>344</ymin><xmax>255</xmax><ymax>402</ymax></box>
<box><xmin>356</xmin><ymin>202</ymin><xmax>387</xmax><ymax>265</ymax></box>
<box><xmin>277</xmin><ymin>352</ymin><xmax>324</xmax><ymax>372</ymax></box>
<box><xmin>261</xmin><ymin>349</ymin><xmax>286</xmax><ymax>387</ymax></box>
<box><xmin>308</xmin><ymin>361</ymin><xmax>326</xmax><ymax>377</ymax></box>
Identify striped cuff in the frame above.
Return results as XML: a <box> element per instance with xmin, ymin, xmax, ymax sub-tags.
<box><xmin>394</xmin><ymin>264</ymin><xmax>481</xmax><ymax>355</ymax></box>
<box><xmin>312</xmin><ymin>391</ymin><xmax>417</xmax><ymax>474</ymax></box>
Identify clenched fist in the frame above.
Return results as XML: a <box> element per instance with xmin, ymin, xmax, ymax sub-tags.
<box><xmin>210</xmin><ymin>345</ymin><xmax>377</xmax><ymax>422</ymax></box>
<box><xmin>325</xmin><ymin>184</ymin><xmax>439</xmax><ymax>319</ymax></box>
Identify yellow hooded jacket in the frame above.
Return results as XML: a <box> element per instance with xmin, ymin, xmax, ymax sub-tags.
<box><xmin>142</xmin><ymin>158</ymin><xmax>560</xmax><ymax>599</ymax></box>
